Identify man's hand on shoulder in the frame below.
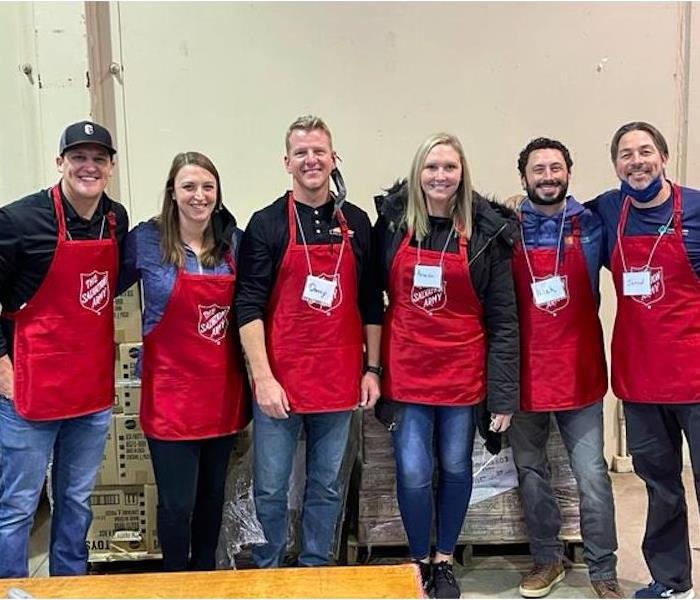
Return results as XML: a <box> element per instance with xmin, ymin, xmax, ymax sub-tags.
<box><xmin>495</xmin><ymin>194</ymin><xmax>524</xmax><ymax>212</ymax></box>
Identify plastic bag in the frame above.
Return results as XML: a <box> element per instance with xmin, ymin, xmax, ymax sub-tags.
<box><xmin>216</xmin><ymin>428</ymin><xmax>266</xmax><ymax>568</ymax></box>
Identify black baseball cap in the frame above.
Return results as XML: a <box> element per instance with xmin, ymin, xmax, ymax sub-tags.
<box><xmin>58</xmin><ymin>120</ymin><xmax>117</xmax><ymax>156</ymax></box>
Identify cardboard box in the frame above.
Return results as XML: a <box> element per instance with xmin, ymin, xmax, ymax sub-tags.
<box><xmin>115</xmin><ymin>342</ymin><xmax>142</xmax><ymax>381</ymax></box>
<box><xmin>86</xmin><ymin>486</ymin><xmax>147</xmax><ymax>555</ymax></box>
<box><xmin>114</xmin><ymin>284</ymin><xmax>142</xmax><ymax>343</ymax></box>
<box><xmin>144</xmin><ymin>484</ymin><xmax>160</xmax><ymax>554</ymax></box>
<box><xmin>115</xmin><ymin>415</ymin><xmax>155</xmax><ymax>485</ymax></box>
<box><xmin>94</xmin><ymin>419</ymin><xmax>118</xmax><ymax>487</ymax></box>
<box><xmin>115</xmin><ymin>382</ymin><xmax>141</xmax><ymax>415</ymax></box>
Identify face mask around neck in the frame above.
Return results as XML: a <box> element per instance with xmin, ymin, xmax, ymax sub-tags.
<box><xmin>620</xmin><ymin>175</ymin><xmax>663</xmax><ymax>204</ymax></box>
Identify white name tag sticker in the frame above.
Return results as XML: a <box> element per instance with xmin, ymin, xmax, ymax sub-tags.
<box><xmin>302</xmin><ymin>275</ymin><xmax>337</xmax><ymax>307</ymax></box>
<box><xmin>623</xmin><ymin>270</ymin><xmax>652</xmax><ymax>296</ymax></box>
<box><xmin>531</xmin><ymin>276</ymin><xmax>566</xmax><ymax>306</ymax></box>
<box><xmin>413</xmin><ymin>265</ymin><xmax>443</xmax><ymax>289</ymax></box>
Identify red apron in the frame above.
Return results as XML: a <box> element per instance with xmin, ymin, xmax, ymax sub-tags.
<box><xmin>512</xmin><ymin>216</ymin><xmax>607</xmax><ymax>411</ymax></box>
<box><xmin>3</xmin><ymin>185</ymin><xmax>117</xmax><ymax>420</ymax></box>
<box><xmin>611</xmin><ymin>184</ymin><xmax>700</xmax><ymax>402</ymax></box>
<box><xmin>140</xmin><ymin>255</ymin><xmax>250</xmax><ymax>439</ymax></box>
<box><xmin>264</xmin><ymin>194</ymin><xmax>363</xmax><ymax>413</ymax></box>
<box><xmin>381</xmin><ymin>232</ymin><xmax>486</xmax><ymax>406</ymax></box>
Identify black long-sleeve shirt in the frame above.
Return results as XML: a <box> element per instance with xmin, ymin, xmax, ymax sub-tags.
<box><xmin>0</xmin><ymin>187</ymin><xmax>129</xmax><ymax>358</ymax></box>
<box><xmin>235</xmin><ymin>192</ymin><xmax>383</xmax><ymax>328</ymax></box>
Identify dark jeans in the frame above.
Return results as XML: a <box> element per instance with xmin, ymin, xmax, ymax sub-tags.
<box><xmin>147</xmin><ymin>434</ymin><xmax>235</xmax><ymax>572</ymax></box>
<box><xmin>509</xmin><ymin>402</ymin><xmax>618</xmax><ymax>581</ymax></box>
<box><xmin>624</xmin><ymin>401</ymin><xmax>700</xmax><ymax>592</ymax></box>
<box><xmin>391</xmin><ymin>403</ymin><xmax>475</xmax><ymax>559</ymax></box>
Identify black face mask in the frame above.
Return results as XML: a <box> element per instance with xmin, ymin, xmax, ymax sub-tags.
<box><xmin>331</xmin><ymin>167</ymin><xmax>347</xmax><ymax>213</ymax></box>
<box><xmin>526</xmin><ymin>179</ymin><xmax>569</xmax><ymax>207</ymax></box>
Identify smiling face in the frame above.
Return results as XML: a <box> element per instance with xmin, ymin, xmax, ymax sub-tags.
<box><xmin>420</xmin><ymin>143</ymin><xmax>462</xmax><ymax>216</ymax></box>
<box><xmin>56</xmin><ymin>144</ymin><xmax>114</xmax><ymax>205</ymax></box>
<box><xmin>614</xmin><ymin>129</ymin><xmax>667</xmax><ymax>190</ymax></box>
<box><xmin>172</xmin><ymin>164</ymin><xmax>218</xmax><ymax>228</ymax></box>
<box><xmin>284</xmin><ymin>128</ymin><xmax>335</xmax><ymax>202</ymax></box>
<box><xmin>521</xmin><ymin>148</ymin><xmax>570</xmax><ymax>207</ymax></box>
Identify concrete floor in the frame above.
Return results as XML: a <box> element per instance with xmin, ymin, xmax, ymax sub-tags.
<box><xmin>453</xmin><ymin>469</ymin><xmax>700</xmax><ymax>599</ymax></box>
<box><xmin>26</xmin><ymin>469</ymin><xmax>700</xmax><ymax>598</ymax></box>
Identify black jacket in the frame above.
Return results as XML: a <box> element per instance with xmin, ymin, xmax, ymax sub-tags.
<box><xmin>373</xmin><ymin>180</ymin><xmax>520</xmax><ymax>453</ymax></box>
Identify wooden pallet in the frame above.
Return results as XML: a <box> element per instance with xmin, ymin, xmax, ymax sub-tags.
<box><xmin>345</xmin><ymin>534</ymin><xmax>585</xmax><ymax>569</ymax></box>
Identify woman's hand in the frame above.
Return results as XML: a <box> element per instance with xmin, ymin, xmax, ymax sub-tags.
<box><xmin>489</xmin><ymin>413</ymin><xmax>512</xmax><ymax>433</ymax></box>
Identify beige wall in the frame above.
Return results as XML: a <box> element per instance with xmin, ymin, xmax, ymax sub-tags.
<box><xmin>104</xmin><ymin>2</ymin><xmax>694</xmax><ymax>225</ymax></box>
<box><xmin>0</xmin><ymin>2</ymin><xmax>92</xmax><ymax>201</ymax></box>
<box><xmin>0</xmin><ymin>2</ymin><xmax>41</xmax><ymax>202</ymax></box>
<box><xmin>1</xmin><ymin>1</ymin><xmax>698</xmax><ymax>463</ymax></box>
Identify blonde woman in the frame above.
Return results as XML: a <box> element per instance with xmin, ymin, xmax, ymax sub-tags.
<box><xmin>374</xmin><ymin>133</ymin><xmax>519</xmax><ymax>598</ymax></box>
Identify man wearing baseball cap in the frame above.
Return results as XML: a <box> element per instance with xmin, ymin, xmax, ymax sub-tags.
<box><xmin>0</xmin><ymin>120</ymin><xmax>128</xmax><ymax>577</ymax></box>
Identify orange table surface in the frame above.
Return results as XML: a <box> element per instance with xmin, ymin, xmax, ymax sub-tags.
<box><xmin>2</xmin><ymin>564</ymin><xmax>423</xmax><ymax>598</ymax></box>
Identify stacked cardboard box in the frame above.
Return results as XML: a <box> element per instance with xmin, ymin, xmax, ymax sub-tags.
<box><xmin>86</xmin><ymin>484</ymin><xmax>160</xmax><ymax>557</ymax></box>
<box><xmin>88</xmin><ymin>283</ymin><xmax>156</xmax><ymax>562</ymax></box>
<box><xmin>355</xmin><ymin>410</ymin><xmax>581</xmax><ymax>546</ymax></box>
<box><xmin>114</xmin><ymin>284</ymin><xmax>142</xmax><ymax>344</ymax></box>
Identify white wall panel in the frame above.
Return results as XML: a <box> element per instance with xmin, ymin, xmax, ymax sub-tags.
<box><xmin>0</xmin><ymin>1</ymin><xmax>92</xmax><ymax>205</ymax></box>
<box><xmin>111</xmin><ymin>2</ymin><xmax>685</xmax><ymax>227</ymax></box>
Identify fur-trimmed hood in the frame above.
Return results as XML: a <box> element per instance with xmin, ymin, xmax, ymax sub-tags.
<box><xmin>373</xmin><ymin>178</ymin><xmax>518</xmax><ymax>248</ymax></box>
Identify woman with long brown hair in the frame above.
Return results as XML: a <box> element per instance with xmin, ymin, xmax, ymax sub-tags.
<box><xmin>120</xmin><ymin>151</ymin><xmax>250</xmax><ymax>571</ymax></box>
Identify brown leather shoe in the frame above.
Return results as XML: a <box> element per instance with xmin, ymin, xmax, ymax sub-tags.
<box><xmin>591</xmin><ymin>579</ymin><xmax>625</xmax><ymax>599</ymax></box>
<box><xmin>519</xmin><ymin>563</ymin><xmax>565</xmax><ymax>598</ymax></box>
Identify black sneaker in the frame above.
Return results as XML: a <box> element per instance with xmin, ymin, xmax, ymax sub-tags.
<box><xmin>413</xmin><ymin>560</ymin><xmax>433</xmax><ymax>595</ymax></box>
<box><xmin>634</xmin><ymin>581</ymin><xmax>694</xmax><ymax>599</ymax></box>
<box><xmin>433</xmin><ymin>561</ymin><xmax>461</xmax><ymax>599</ymax></box>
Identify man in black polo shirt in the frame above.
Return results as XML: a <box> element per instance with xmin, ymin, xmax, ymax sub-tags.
<box><xmin>0</xmin><ymin>121</ymin><xmax>128</xmax><ymax>578</ymax></box>
<box><xmin>236</xmin><ymin>115</ymin><xmax>382</xmax><ymax>567</ymax></box>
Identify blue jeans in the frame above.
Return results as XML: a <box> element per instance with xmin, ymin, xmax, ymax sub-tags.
<box><xmin>0</xmin><ymin>396</ymin><xmax>111</xmax><ymax>578</ymax></box>
<box><xmin>252</xmin><ymin>403</ymin><xmax>352</xmax><ymax>567</ymax></box>
<box><xmin>509</xmin><ymin>402</ymin><xmax>618</xmax><ymax>581</ymax></box>
<box><xmin>391</xmin><ymin>403</ymin><xmax>475</xmax><ymax>559</ymax></box>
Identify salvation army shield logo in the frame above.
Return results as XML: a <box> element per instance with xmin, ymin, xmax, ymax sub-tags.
<box><xmin>79</xmin><ymin>270</ymin><xmax>110</xmax><ymax>314</ymax></box>
<box><xmin>305</xmin><ymin>273</ymin><xmax>343</xmax><ymax>315</ymax></box>
<box><xmin>631</xmin><ymin>266</ymin><xmax>665</xmax><ymax>308</ymax></box>
<box><xmin>198</xmin><ymin>304</ymin><xmax>230</xmax><ymax>343</ymax></box>
<box><xmin>410</xmin><ymin>282</ymin><xmax>447</xmax><ymax>315</ymax></box>
<box><xmin>534</xmin><ymin>275</ymin><xmax>570</xmax><ymax>316</ymax></box>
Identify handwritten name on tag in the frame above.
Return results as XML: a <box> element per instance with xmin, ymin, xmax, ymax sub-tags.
<box><xmin>623</xmin><ymin>270</ymin><xmax>652</xmax><ymax>296</ymax></box>
<box><xmin>531</xmin><ymin>276</ymin><xmax>566</xmax><ymax>306</ymax></box>
<box><xmin>413</xmin><ymin>265</ymin><xmax>443</xmax><ymax>289</ymax></box>
<box><xmin>302</xmin><ymin>275</ymin><xmax>337</xmax><ymax>307</ymax></box>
